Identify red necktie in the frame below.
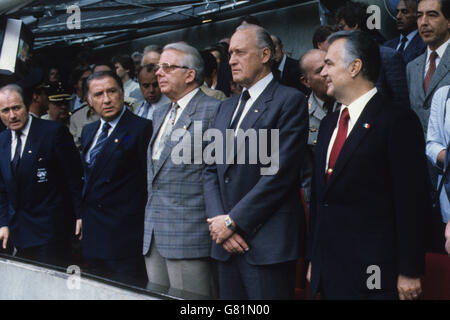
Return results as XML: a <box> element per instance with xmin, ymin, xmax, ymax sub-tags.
<box><xmin>327</xmin><ymin>107</ymin><xmax>350</xmax><ymax>182</ymax></box>
<box><xmin>424</xmin><ymin>51</ymin><xmax>438</xmax><ymax>93</ymax></box>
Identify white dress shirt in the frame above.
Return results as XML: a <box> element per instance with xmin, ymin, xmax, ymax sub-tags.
<box><xmin>325</xmin><ymin>88</ymin><xmax>378</xmax><ymax>171</ymax></box>
<box><xmin>230</xmin><ymin>72</ymin><xmax>273</xmax><ymax>134</ymax></box>
<box><xmin>424</xmin><ymin>38</ymin><xmax>450</xmax><ymax>76</ymax></box>
<box><xmin>11</xmin><ymin>115</ymin><xmax>32</xmax><ymax>160</ymax></box>
<box><xmin>135</xmin><ymin>94</ymin><xmax>170</xmax><ymax>120</ymax></box>
<box><xmin>85</xmin><ymin>105</ymin><xmax>126</xmax><ymax>163</ymax></box>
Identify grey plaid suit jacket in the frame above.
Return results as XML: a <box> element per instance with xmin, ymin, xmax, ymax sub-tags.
<box><xmin>407</xmin><ymin>45</ymin><xmax>450</xmax><ymax>134</ymax></box>
<box><xmin>143</xmin><ymin>89</ymin><xmax>221</xmax><ymax>259</ymax></box>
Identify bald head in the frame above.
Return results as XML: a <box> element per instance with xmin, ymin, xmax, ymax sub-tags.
<box><xmin>300</xmin><ymin>49</ymin><xmax>330</xmax><ymax>101</ymax></box>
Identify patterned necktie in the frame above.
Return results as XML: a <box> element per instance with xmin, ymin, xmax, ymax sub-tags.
<box><xmin>88</xmin><ymin>122</ymin><xmax>111</xmax><ymax>168</ymax></box>
<box><xmin>11</xmin><ymin>130</ymin><xmax>22</xmax><ymax>175</ymax></box>
<box><xmin>424</xmin><ymin>51</ymin><xmax>438</xmax><ymax>93</ymax></box>
<box><xmin>153</xmin><ymin>103</ymin><xmax>180</xmax><ymax>159</ymax></box>
<box><xmin>230</xmin><ymin>90</ymin><xmax>251</xmax><ymax>130</ymax></box>
<box><xmin>398</xmin><ymin>36</ymin><xmax>408</xmax><ymax>52</ymax></box>
<box><xmin>327</xmin><ymin>107</ymin><xmax>350</xmax><ymax>182</ymax></box>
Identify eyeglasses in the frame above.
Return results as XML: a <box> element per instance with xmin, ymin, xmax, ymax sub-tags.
<box><xmin>156</xmin><ymin>63</ymin><xmax>190</xmax><ymax>73</ymax></box>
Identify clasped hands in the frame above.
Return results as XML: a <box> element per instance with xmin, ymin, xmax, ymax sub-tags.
<box><xmin>207</xmin><ymin>215</ymin><xmax>249</xmax><ymax>255</ymax></box>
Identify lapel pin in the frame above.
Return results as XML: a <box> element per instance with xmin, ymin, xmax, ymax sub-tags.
<box><xmin>28</xmin><ymin>150</ymin><xmax>32</xmax><ymax>154</ymax></box>
<box><xmin>114</xmin><ymin>139</ymin><xmax>119</xmax><ymax>143</ymax></box>
<box><xmin>183</xmin><ymin>125</ymin><xmax>187</xmax><ymax>130</ymax></box>
<box><xmin>363</xmin><ymin>123</ymin><xmax>370</xmax><ymax>129</ymax></box>
<box><xmin>254</xmin><ymin>109</ymin><xmax>259</xmax><ymax>113</ymax></box>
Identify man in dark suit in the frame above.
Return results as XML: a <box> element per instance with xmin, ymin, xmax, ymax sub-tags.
<box><xmin>204</xmin><ymin>24</ymin><xmax>308</xmax><ymax>299</ymax></box>
<box><xmin>336</xmin><ymin>0</ymin><xmax>411</xmax><ymax>109</ymax></box>
<box><xmin>0</xmin><ymin>84</ymin><xmax>83</xmax><ymax>265</ymax></box>
<box><xmin>384</xmin><ymin>0</ymin><xmax>427</xmax><ymax>64</ymax></box>
<box><xmin>307</xmin><ymin>31</ymin><xmax>431</xmax><ymax>300</ymax></box>
<box><xmin>271</xmin><ymin>34</ymin><xmax>310</xmax><ymax>95</ymax></box>
<box><xmin>78</xmin><ymin>71</ymin><xmax>152</xmax><ymax>283</ymax></box>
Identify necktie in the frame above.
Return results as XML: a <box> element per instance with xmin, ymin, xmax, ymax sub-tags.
<box><xmin>140</xmin><ymin>102</ymin><xmax>150</xmax><ymax>119</ymax></box>
<box><xmin>11</xmin><ymin>130</ymin><xmax>22</xmax><ymax>175</ymax></box>
<box><xmin>230</xmin><ymin>90</ymin><xmax>251</xmax><ymax>130</ymax></box>
<box><xmin>424</xmin><ymin>51</ymin><xmax>438</xmax><ymax>93</ymax></box>
<box><xmin>398</xmin><ymin>36</ymin><xmax>408</xmax><ymax>52</ymax></box>
<box><xmin>88</xmin><ymin>122</ymin><xmax>111</xmax><ymax>168</ymax></box>
<box><xmin>327</xmin><ymin>107</ymin><xmax>350</xmax><ymax>182</ymax></box>
<box><xmin>153</xmin><ymin>103</ymin><xmax>180</xmax><ymax>159</ymax></box>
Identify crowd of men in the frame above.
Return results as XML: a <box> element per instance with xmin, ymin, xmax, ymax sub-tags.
<box><xmin>0</xmin><ymin>0</ymin><xmax>449</xmax><ymax>300</ymax></box>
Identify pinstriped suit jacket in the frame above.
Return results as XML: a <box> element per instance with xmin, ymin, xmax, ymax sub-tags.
<box><xmin>143</xmin><ymin>89</ymin><xmax>221</xmax><ymax>259</ymax></box>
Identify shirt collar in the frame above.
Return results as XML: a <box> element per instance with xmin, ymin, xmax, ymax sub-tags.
<box><xmin>175</xmin><ymin>87</ymin><xmax>199</xmax><ymax>111</ymax></box>
<box><xmin>247</xmin><ymin>72</ymin><xmax>274</xmax><ymax>102</ymax></box>
<box><xmin>401</xmin><ymin>29</ymin><xmax>418</xmax><ymax>42</ymax></box>
<box><xmin>12</xmin><ymin>114</ymin><xmax>32</xmax><ymax>140</ymax></box>
<box><xmin>278</xmin><ymin>54</ymin><xmax>287</xmax><ymax>72</ymax></box>
<box><xmin>340</xmin><ymin>87</ymin><xmax>377</xmax><ymax>122</ymax></box>
<box><xmin>427</xmin><ymin>37</ymin><xmax>450</xmax><ymax>60</ymax></box>
<box><xmin>100</xmin><ymin>105</ymin><xmax>126</xmax><ymax>131</ymax></box>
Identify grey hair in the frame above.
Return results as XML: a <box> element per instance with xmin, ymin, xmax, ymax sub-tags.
<box><xmin>0</xmin><ymin>84</ymin><xmax>26</xmax><ymax>106</ymax></box>
<box><xmin>163</xmin><ymin>42</ymin><xmax>205</xmax><ymax>85</ymax></box>
<box><xmin>131</xmin><ymin>51</ymin><xmax>143</xmax><ymax>59</ymax></box>
<box><xmin>143</xmin><ymin>44</ymin><xmax>163</xmax><ymax>54</ymax></box>
<box><xmin>235</xmin><ymin>24</ymin><xmax>275</xmax><ymax>67</ymax></box>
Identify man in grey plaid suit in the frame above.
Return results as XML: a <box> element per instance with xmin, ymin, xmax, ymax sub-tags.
<box><xmin>143</xmin><ymin>42</ymin><xmax>221</xmax><ymax>297</ymax></box>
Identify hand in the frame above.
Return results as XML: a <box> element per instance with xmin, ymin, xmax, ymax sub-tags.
<box><xmin>397</xmin><ymin>274</ymin><xmax>421</xmax><ymax>300</ymax></box>
<box><xmin>75</xmin><ymin>219</ymin><xmax>82</xmax><ymax>240</ymax></box>
<box><xmin>445</xmin><ymin>221</ymin><xmax>450</xmax><ymax>255</ymax></box>
<box><xmin>437</xmin><ymin>149</ymin><xmax>446</xmax><ymax>169</ymax></box>
<box><xmin>0</xmin><ymin>226</ymin><xmax>9</xmax><ymax>249</ymax></box>
<box><xmin>207</xmin><ymin>215</ymin><xmax>234</xmax><ymax>244</ymax></box>
<box><xmin>222</xmin><ymin>233</ymin><xmax>249</xmax><ymax>254</ymax></box>
<box><xmin>306</xmin><ymin>262</ymin><xmax>311</xmax><ymax>283</ymax></box>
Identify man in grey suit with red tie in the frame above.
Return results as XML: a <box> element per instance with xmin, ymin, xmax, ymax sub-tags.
<box><xmin>204</xmin><ymin>24</ymin><xmax>308</xmax><ymax>299</ymax></box>
<box><xmin>307</xmin><ymin>31</ymin><xmax>431</xmax><ymax>300</ymax></box>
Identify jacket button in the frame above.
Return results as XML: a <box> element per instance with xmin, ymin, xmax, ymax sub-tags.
<box><xmin>224</xmin><ymin>177</ymin><xmax>230</xmax><ymax>183</ymax></box>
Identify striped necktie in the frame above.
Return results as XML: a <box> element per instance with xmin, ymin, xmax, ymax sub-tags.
<box><xmin>88</xmin><ymin>122</ymin><xmax>111</xmax><ymax>168</ymax></box>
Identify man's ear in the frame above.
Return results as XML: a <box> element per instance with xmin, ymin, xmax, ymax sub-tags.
<box><xmin>261</xmin><ymin>47</ymin><xmax>271</xmax><ymax>64</ymax></box>
<box><xmin>31</xmin><ymin>92</ymin><xmax>39</xmax><ymax>103</ymax></box>
<box><xmin>300</xmin><ymin>75</ymin><xmax>310</xmax><ymax>89</ymax></box>
<box><xmin>185</xmin><ymin>69</ymin><xmax>196</xmax><ymax>84</ymax></box>
<box><xmin>349</xmin><ymin>59</ymin><xmax>363</xmax><ymax>78</ymax></box>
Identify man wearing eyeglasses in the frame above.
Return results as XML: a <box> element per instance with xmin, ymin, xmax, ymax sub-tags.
<box><xmin>143</xmin><ymin>42</ymin><xmax>221</xmax><ymax>297</ymax></box>
<box><xmin>134</xmin><ymin>64</ymin><xmax>170</xmax><ymax>121</ymax></box>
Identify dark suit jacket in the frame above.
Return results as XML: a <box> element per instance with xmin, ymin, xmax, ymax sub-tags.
<box><xmin>80</xmin><ymin>109</ymin><xmax>152</xmax><ymax>260</ymax></box>
<box><xmin>0</xmin><ymin>117</ymin><xmax>83</xmax><ymax>249</ymax></box>
<box><xmin>279</xmin><ymin>56</ymin><xmax>310</xmax><ymax>95</ymax></box>
<box><xmin>376</xmin><ymin>45</ymin><xmax>410</xmax><ymax>109</ymax></box>
<box><xmin>308</xmin><ymin>93</ymin><xmax>431</xmax><ymax>299</ymax></box>
<box><xmin>203</xmin><ymin>79</ymin><xmax>308</xmax><ymax>265</ymax></box>
<box><xmin>384</xmin><ymin>32</ymin><xmax>426</xmax><ymax>64</ymax></box>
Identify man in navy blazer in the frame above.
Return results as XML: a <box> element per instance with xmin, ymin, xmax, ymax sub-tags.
<box><xmin>384</xmin><ymin>0</ymin><xmax>427</xmax><ymax>64</ymax></box>
<box><xmin>307</xmin><ymin>31</ymin><xmax>431</xmax><ymax>300</ymax></box>
<box><xmin>78</xmin><ymin>71</ymin><xmax>152</xmax><ymax>283</ymax></box>
<box><xmin>0</xmin><ymin>84</ymin><xmax>83</xmax><ymax>265</ymax></box>
<box><xmin>204</xmin><ymin>24</ymin><xmax>308</xmax><ymax>299</ymax></box>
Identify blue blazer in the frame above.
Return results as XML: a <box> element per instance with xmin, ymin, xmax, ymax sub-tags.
<box><xmin>80</xmin><ymin>109</ymin><xmax>152</xmax><ymax>260</ymax></box>
<box><xmin>376</xmin><ymin>45</ymin><xmax>410</xmax><ymax>109</ymax></box>
<box><xmin>308</xmin><ymin>93</ymin><xmax>430</xmax><ymax>298</ymax></box>
<box><xmin>384</xmin><ymin>32</ymin><xmax>426</xmax><ymax>64</ymax></box>
<box><xmin>0</xmin><ymin>117</ymin><xmax>83</xmax><ymax>249</ymax></box>
<box><xmin>203</xmin><ymin>79</ymin><xmax>308</xmax><ymax>265</ymax></box>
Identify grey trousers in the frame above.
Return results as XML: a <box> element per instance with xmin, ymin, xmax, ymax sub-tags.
<box><xmin>144</xmin><ymin>238</ymin><xmax>217</xmax><ymax>298</ymax></box>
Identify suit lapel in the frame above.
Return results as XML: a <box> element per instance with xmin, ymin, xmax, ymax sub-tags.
<box><xmin>324</xmin><ymin>94</ymin><xmax>381</xmax><ymax>194</ymax></box>
<box><xmin>82</xmin><ymin>121</ymin><xmax>100</xmax><ymax>156</ymax></box>
<box><xmin>317</xmin><ymin>111</ymin><xmax>339</xmax><ymax>189</ymax></box>
<box><xmin>16</xmin><ymin>118</ymin><xmax>40</xmax><ymax>189</ymax></box>
<box><xmin>425</xmin><ymin>46</ymin><xmax>450</xmax><ymax>100</ymax></box>
<box><xmin>150</xmin><ymin>102</ymin><xmax>171</xmax><ymax>148</ymax></box>
<box><xmin>414</xmin><ymin>52</ymin><xmax>427</xmax><ymax>101</ymax></box>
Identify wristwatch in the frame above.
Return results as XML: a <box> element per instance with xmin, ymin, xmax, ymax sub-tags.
<box><xmin>225</xmin><ymin>215</ymin><xmax>236</xmax><ymax>232</ymax></box>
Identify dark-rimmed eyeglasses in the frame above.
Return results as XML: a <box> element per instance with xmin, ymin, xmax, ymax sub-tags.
<box><xmin>156</xmin><ymin>63</ymin><xmax>190</xmax><ymax>73</ymax></box>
